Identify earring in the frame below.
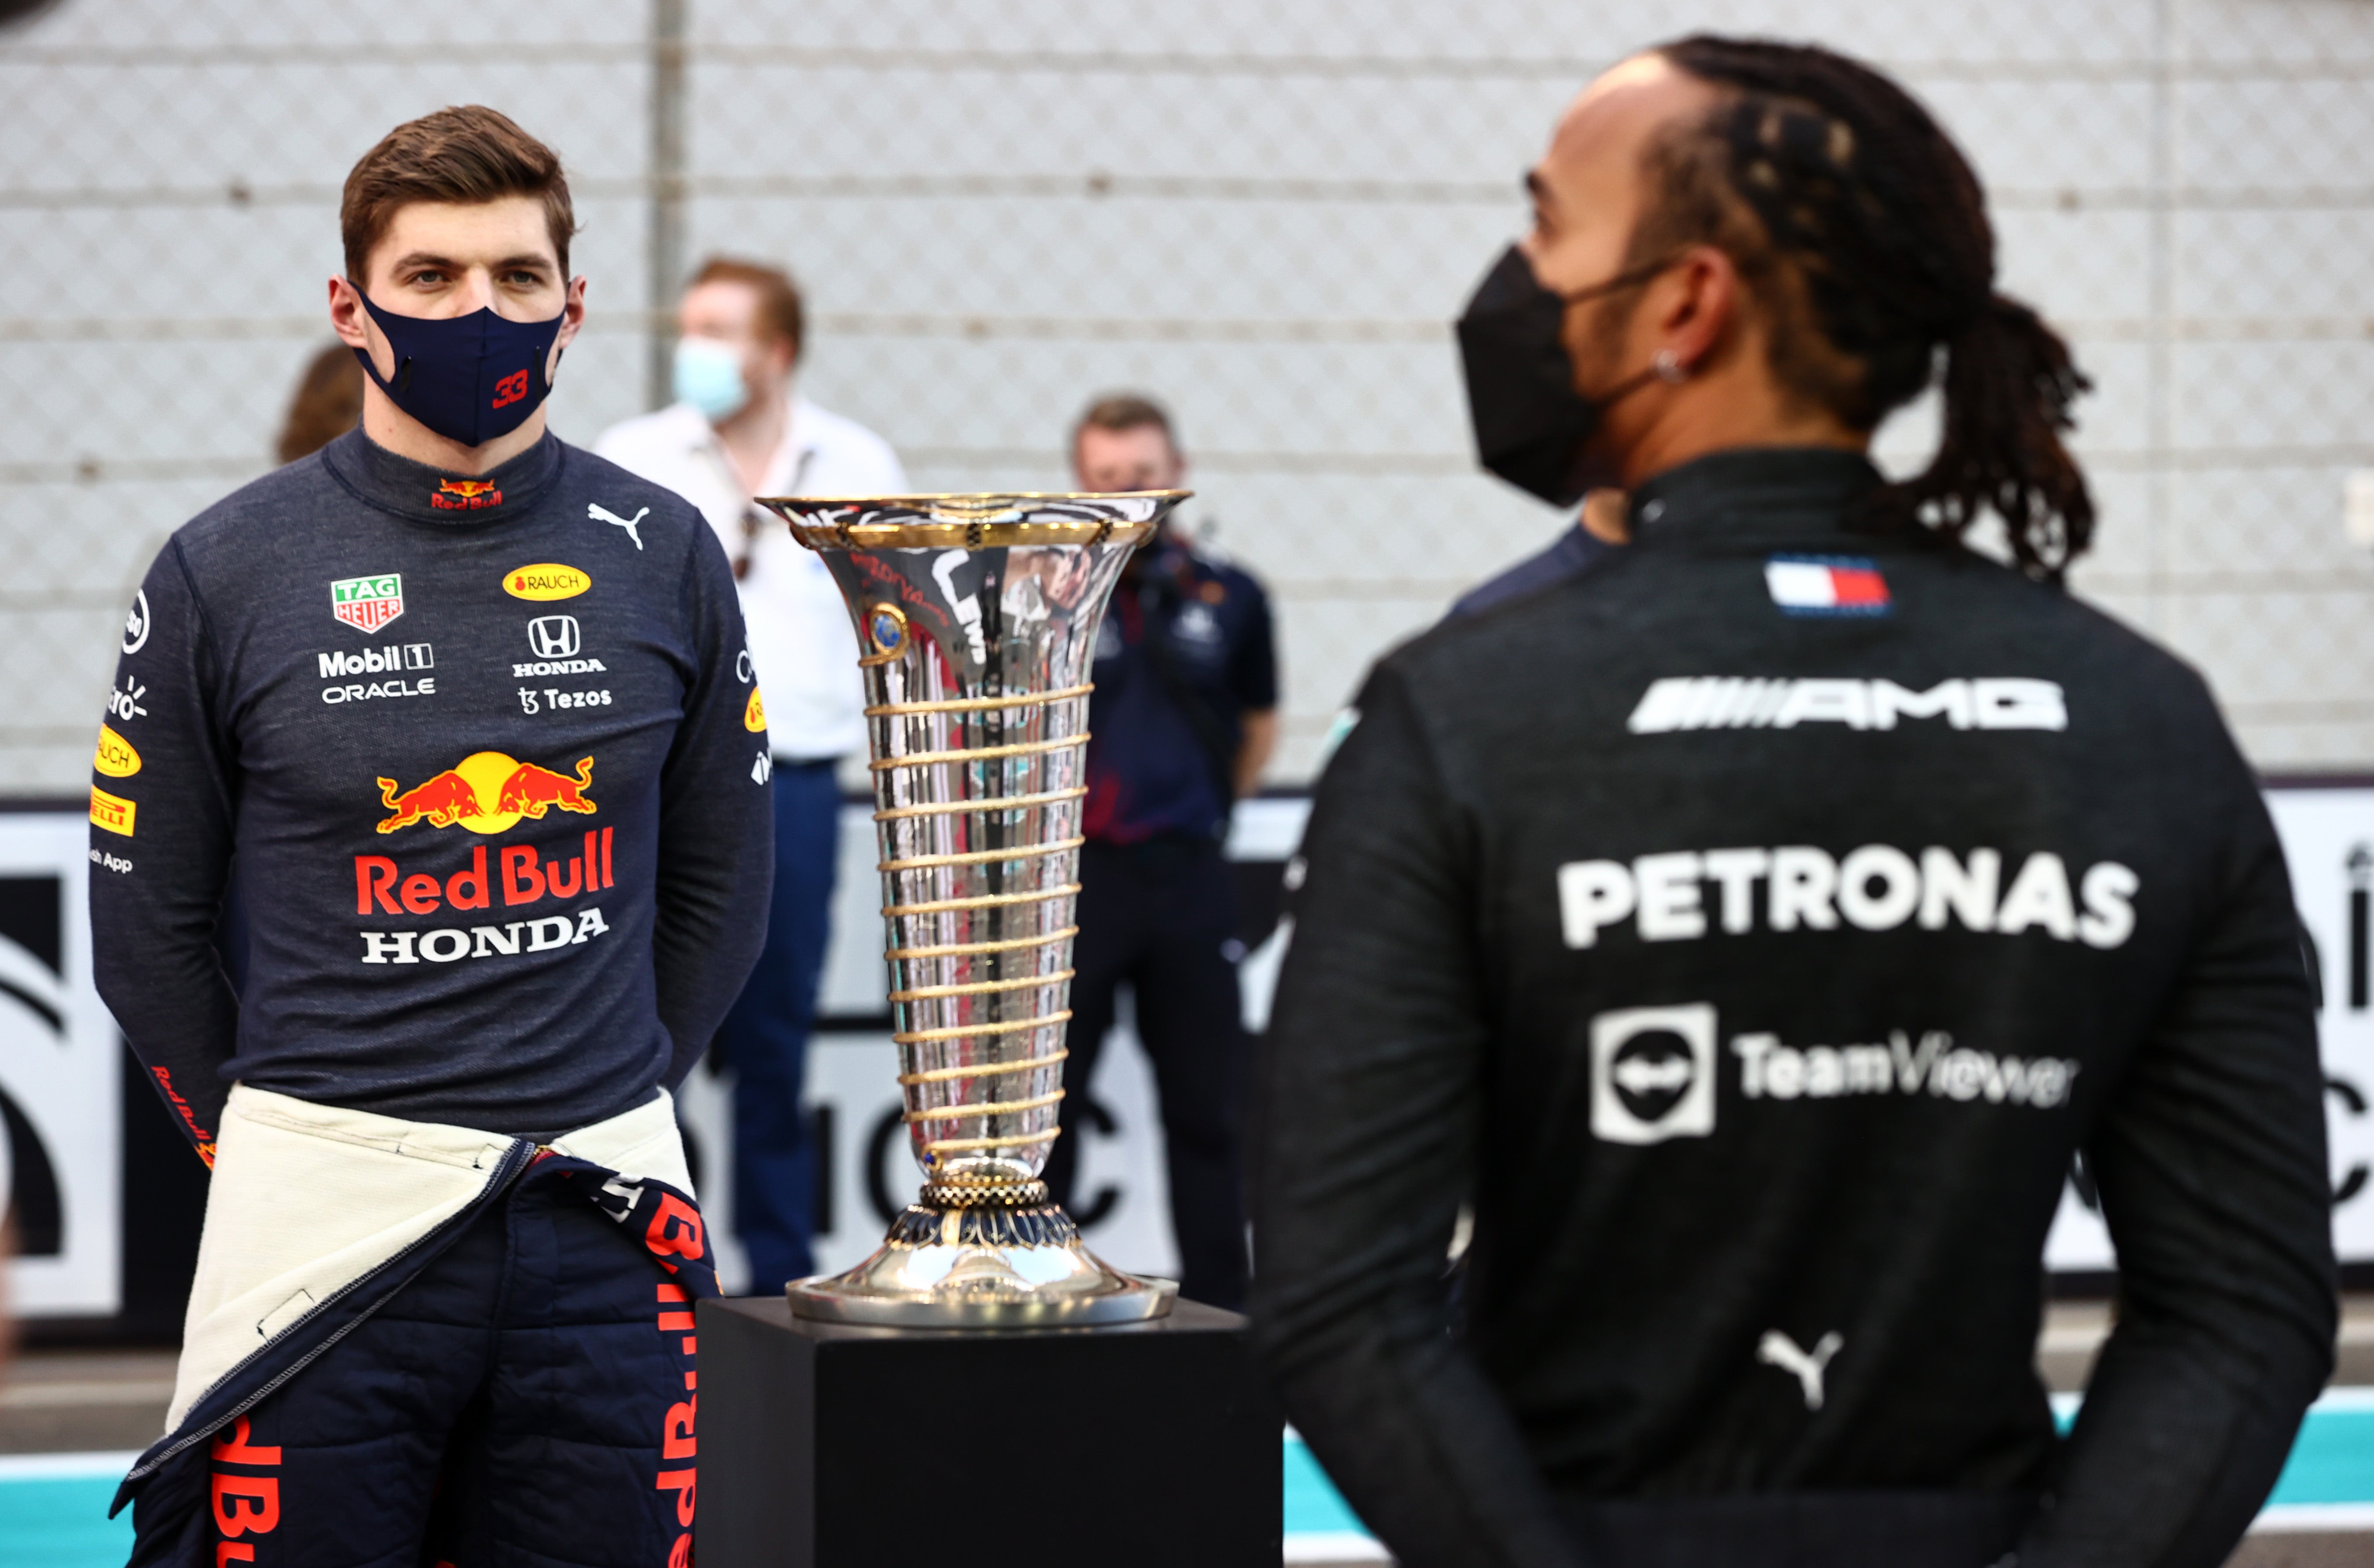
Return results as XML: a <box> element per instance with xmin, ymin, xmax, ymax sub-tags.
<box><xmin>1653</xmin><ymin>348</ymin><xmax>1689</xmax><ymax>383</ymax></box>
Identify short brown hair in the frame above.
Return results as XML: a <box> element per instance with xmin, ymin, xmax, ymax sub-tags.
<box><xmin>341</xmin><ymin>106</ymin><xmax>576</xmax><ymax>282</ymax></box>
<box><xmin>687</xmin><ymin>256</ymin><xmax>805</xmax><ymax>355</ymax></box>
<box><xmin>1072</xmin><ymin>392</ymin><xmax>1177</xmax><ymax>454</ymax></box>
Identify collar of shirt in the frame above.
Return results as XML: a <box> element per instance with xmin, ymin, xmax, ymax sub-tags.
<box><xmin>1626</xmin><ymin>446</ymin><xmax>1884</xmax><ymax>550</ymax></box>
<box><xmin>319</xmin><ymin>427</ymin><xmax>564</xmax><ymax>526</ymax></box>
<box><xmin>689</xmin><ymin>394</ymin><xmax>824</xmax><ymax>504</ymax></box>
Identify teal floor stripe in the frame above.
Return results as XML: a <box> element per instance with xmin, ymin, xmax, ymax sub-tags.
<box><xmin>1284</xmin><ymin>1434</ymin><xmax>1371</xmax><ymax>1535</ymax></box>
<box><xmin>0</xmin><ymin>1474</ymin><xmax>134</xmax><ymax>1568</ymax></box>
<box><xmin>11</xmin><ymin>1396</ymin><xmax>2374</xmax><ymax>1566</ymax></box>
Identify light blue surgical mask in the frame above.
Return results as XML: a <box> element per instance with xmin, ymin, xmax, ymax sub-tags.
<box><xmin>673</xmin><ymin>337</ymin><xmax>751</xmax><ymax>422</ymax></box>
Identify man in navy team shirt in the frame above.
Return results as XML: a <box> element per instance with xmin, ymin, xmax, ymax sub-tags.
<box><xmin>1040</xmin><ymin>392</ymin><xmax>1277</xmax><ymax>1311</ymax></box>
<box><xmin>92</xmin><ymin>106</ymin><xmax>769</xmax><ymax>1566</ymax></box>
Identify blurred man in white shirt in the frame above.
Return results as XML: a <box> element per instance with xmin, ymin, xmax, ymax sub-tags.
<box><xmin>596</xmin><ymin>256</ymin><xmax>906</xmax><ymax>1292</ymax></box>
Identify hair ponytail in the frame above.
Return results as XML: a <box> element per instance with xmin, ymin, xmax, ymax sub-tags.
<box><xmin>1656</xmin><ymin>36</ymin><xmax>2096</xmax><ymax>581</ymax></box>
<box><xmin>1889</xmin><ymin>294</ymin><xmax>2093</xmax><ymax>579</ymax></box>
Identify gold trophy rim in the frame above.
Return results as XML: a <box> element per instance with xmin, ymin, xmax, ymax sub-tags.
<box><xmin>756</xmin><ymin>490</ymin><xmax>1188</xmax><ymax>551</ymax></box>
<box><xmin>754</xmin><ymin>487</ymin><xmax>1193</xmax><ymax>503</ymax></box>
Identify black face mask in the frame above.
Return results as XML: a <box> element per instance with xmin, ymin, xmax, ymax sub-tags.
<box><xmin>1455</xmin><ymin>244</ymin><xmax>1673</xmax><ymax>506</ymax></box>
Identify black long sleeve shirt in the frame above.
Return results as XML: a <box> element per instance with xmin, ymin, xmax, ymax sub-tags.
<box><xmin>89</xmin><ymin>428</ymin><xmax>774</xmax><ymax>1158</ymax></box>
<box><xmin>1252</xmin><ymin>448</ymin><xmax>2336</xmax><ymax>1568</ymax></box>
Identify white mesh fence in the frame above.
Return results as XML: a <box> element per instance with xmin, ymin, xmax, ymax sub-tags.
<box><xmin>5</xmin><ymin>0</ymin><xmax>2374</xmax><ymax>789</ymax></box>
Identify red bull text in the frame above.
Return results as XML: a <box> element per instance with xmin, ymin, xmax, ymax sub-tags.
<box><xmin>360</xmin><ymin>754</ymin><xmax>612</xmax><ymax>964</ymax></box>
<box><xmin>431</xmin><ymin>477</ymin><xmax>504</xmax><ymax>511</ymax></box>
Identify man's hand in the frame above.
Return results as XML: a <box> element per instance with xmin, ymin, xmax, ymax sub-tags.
<box><xmin>1235</xmin><ymin>708</ymin><xmax>1279</xmax><ymax>798</ymax></box>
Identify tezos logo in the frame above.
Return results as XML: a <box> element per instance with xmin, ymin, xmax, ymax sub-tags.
<box><xmin>529</xmin><ymin>615</ymin><xmax>581</xmax><ymax>659</ymax></box>
<box><xmin>1590</xmin><ymin>1003</ymin><xmax>1717</xmax><ymax>1145</ymax></box>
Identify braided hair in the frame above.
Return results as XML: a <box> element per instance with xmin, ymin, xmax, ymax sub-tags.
<box><xmin>1644</xmin><ymin>36</ymin><xmax>2093</xmax><ymax>579</ymax></box>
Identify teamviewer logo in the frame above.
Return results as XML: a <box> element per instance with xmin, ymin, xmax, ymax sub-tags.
<box><xmin>1590</xmin><ymin>1004</ymin><xmax>1718</xmax><ymax>1145</ymax></box>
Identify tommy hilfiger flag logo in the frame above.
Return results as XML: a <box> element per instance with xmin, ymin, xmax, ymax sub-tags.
<box><xmin>331</xmin><ymin>574</ymin><xmax>405</xmax><ymax>634</ymax></box>
<box><xmin>1764</xmin><ymin>555</ymin><xmax>1890</xmax><ymax>618</ymax></box>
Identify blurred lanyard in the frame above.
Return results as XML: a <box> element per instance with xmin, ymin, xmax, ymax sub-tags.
<box><xmin>722</xmin><ymin>442</ymin><xmax>814</xmax><ymax>582</ymax></box>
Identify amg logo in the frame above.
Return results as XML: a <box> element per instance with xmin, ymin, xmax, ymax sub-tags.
<box><xmin>1627</xmin><ymin>677</ymin><xmax>2066</xmax><ymax>734</ymax></box>
<box><xmin>513</xmin><ymin>658</ymin><xmax>608</xmax><ymax>677</ymax></box>
<box><xmin>321</xmin><ymin>645</ymin><xmax>431</xmax><ymax>679</ymax></box>
<box><xmin>1732</xmin><ymin>1028</ymin><xmax>2076</xmax><ymax>1109</ymax></box>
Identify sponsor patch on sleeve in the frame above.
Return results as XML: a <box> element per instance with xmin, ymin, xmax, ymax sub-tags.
<box><xmin>1765</xmin><ymin>554</ymin><xmax>1891</xmax><ymax>617</ymax></box>
<box><xmin>93</xmin><ymin>723</ymin><xmax>141</xmax><ymax>777</ymax></box>
<box><xmin>90</xmin><ymin>784</ymin><xmax>136</xmax><ymax>836</ymax></box>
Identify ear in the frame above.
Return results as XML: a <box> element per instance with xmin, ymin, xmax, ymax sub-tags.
<box><xmin>1647</xmin><ymin>242</ymin><xmax>1740</xmax><ymax>374</ymax></box>
<box><xmin>548</xmin><ymin>275</ymin><xmax>589</xmax><ymax>381</ymax></box>
<box><xmin>554</xmin><ymin>275</ymin><xmax>589</xmax><ymax>352</ymax></box>
<box><xmin>329</xmin><ymin>276</ymin><xmax>390</xmax><ymax>378</ymax></box>
<box><xmin>328</xmin><ymin>276</ymin><xmax>370</xmax><ymax>349</ymax></box>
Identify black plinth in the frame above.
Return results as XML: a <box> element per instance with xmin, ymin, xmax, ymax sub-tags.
<box><xmin>697</xmin><ymin>1294</ymin><xmax>1281</xmax><ymax>1568</ymax></box>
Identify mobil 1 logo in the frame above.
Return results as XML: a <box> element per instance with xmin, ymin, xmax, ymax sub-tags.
<box><xmin>1591</xmin><ymin>1003</ymin><xmax>1717</xmax><ymax>1145</ymax></box>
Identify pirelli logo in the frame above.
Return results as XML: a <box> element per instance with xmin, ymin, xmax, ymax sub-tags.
<box><xmin>90</xmin><ymin>784</ymin><xmax>136</xmax><ymax>837</ymax></box>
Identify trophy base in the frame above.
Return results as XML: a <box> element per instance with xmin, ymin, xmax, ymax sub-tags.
<box><xmin>785</xmin><ymin>1182</ymin><xmax>1177</xmax><ymax>1328</ymax></box>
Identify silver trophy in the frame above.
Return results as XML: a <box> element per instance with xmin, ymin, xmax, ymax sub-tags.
<box><xmin>757</xmin><ymin>491</ymin><xmax>1187</xmax><ymax>1326</ymax></box>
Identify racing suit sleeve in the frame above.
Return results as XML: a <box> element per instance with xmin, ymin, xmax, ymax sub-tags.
<box><xmin>2019</xmin><ymin>753</ymin><xmax>2337</xmax><ymax>1568</ymax></box>
<box><xmin>651</xmin><ymin>521</ymin><xmax>773</xmax><ymax>1090</ymax></box>
<box><xmin>89</xmin><ymin>541</ymin><xmax>239</xmax><ymax>1165</ymax></box>
<box><xmin>1250</xmin><ymin>665</ymin><xmax>1581</xmax><ymax>1568</ymax></box>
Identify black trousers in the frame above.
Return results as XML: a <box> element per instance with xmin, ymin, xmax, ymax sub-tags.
<box><xmin>1559</xmin><ymin>1491</ymin><xmax>2033</xmax><ymax>1568</ymax></box>
<box><xmin>133</xmin><ymin>1165</ymin><xmax>701</xmax><ymax>1567</ymax></box>
<box><xmin>1044</xmin><ymin>836</ymin><xmax>1251</xmax><ymax>1309</ymax></box>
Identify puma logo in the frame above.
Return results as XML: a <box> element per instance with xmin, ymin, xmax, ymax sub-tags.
<box><xmin>589</xmin><ymin>502</ymin><xmax>649</xmax><ymax>550</ymax></box>
<box><xmin>1757</xmin><ymin>1328</ymin><xmax>1843</xmax><ymax>1410</ymax></box>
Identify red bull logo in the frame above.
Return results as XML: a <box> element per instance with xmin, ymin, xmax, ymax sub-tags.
<box><xmin>432</xmin><ymin>478</ymin><xmax>504</xmax><ymax>511</ymax></box>
<box><xmin>355</xmin><ymin>828</ymin><xmax>613</xmax><ymax>915</ymax></box>
<box><xmin>376</xmin><ymin>751</ymin><xmax>595</xmax><ymax>835</ymax></box>
<box><xmin>497</xmin><ymin>757</ymin><xmax>596</xmax><ymax>817</ymax></box>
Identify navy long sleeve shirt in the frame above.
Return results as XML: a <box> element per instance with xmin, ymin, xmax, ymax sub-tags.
<box><xmin>89</xmin><ymin>428</ymin><xmax>774</xmax><ymax>1157</ymax></box>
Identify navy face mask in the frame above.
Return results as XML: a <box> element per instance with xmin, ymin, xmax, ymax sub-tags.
<box><xmin>351</xmin><ymin>288</ymin><xmax>567</xmax><ymax>448</ymax></box>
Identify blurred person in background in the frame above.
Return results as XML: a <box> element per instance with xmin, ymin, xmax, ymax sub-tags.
<box><xmin>1041</xmin><ymin>393</ymin><xmax>1276</xmax><ymax>1311</ymax></box>
<box><xmin>1253</xmin><ymin>37</ymin><xmax>2334</xmax><ymax>1568</ymax></box>
<box><xmin>94</xmin><ymin>106</ymin><xmax>767</xmax><ymax>1565</ymax></box>
<box><xmin>275</xmin><ymin>341</ymin><xmax>366</xmax><ymax>464</ymax></box>
<box><xmin>1447</xmin><ymin>487</ymin><xmax>1629</xmax><ymax>620</ymax></box>
<box><xmin>596</xmin><ymin>257</ymin><xmax>905</xmax><ymax>1293</ymax></box>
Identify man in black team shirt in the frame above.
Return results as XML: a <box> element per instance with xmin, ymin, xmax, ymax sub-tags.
<box><xmin>1253</xmin><ymin>39</ymin><xmax>2336</xmax><ymax>1568</ymax></box>
<box><xmin>90</xmin><ymin>107</ymin><xmax>769</xmax><ymax>1566</ymax></box>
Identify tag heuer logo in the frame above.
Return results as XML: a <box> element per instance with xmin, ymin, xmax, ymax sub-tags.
<box><xmin>331</xmin><ymin>574</ymin><xmax>405</xmax><ymax>634</ymax></box>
